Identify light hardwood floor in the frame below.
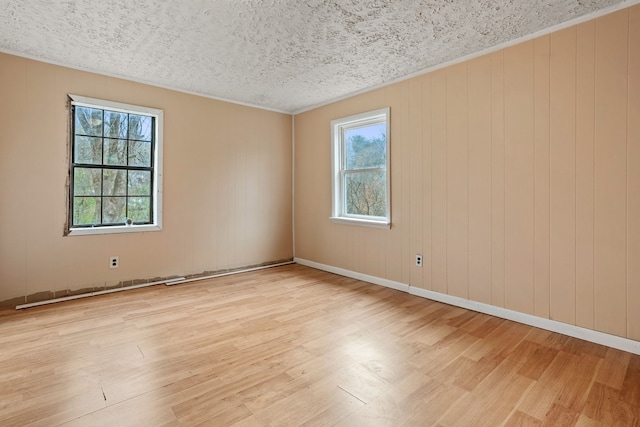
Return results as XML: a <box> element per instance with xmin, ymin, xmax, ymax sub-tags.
<box><xmin>0</xmin><ymin>264</ymin><xmax>638</xmax><ymax>426</ymax></box>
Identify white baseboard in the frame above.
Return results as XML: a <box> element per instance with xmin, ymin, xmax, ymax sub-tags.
<box><xmin>294</xmin><ymin>258</ymin><xmax>409</xmax><ymax>293</ymax></box>
<box><xmin>294</xmin><ymin>257</ymin><xmax>640</xmax><ymax>356</ymax></box>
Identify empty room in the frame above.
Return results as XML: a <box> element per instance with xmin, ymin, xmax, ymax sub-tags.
<box><xmin>1</xmin><ymin>0</ymin><xmax>639</xmax><ymax>425</ymax></box>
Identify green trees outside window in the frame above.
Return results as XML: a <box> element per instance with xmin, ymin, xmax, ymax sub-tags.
<box><xmin>71</xmin><ymin>104</ymin><xmax>154</xmax><ymax>227</ymax></box>
<box><xmin>331</xmin><ymin>108</ymin><xmax>390</xmax><ymax>227</ymax></box>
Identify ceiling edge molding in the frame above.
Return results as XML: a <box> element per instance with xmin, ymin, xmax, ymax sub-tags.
<box><xmin>0</xmin><ymin>47</ymin><xmax>292</xmax><ymax>115</ymax></box>
<box><xmin>2</xmin><ymin>0</ymin><xmax>638</xmax><ymax>116</ymax></box>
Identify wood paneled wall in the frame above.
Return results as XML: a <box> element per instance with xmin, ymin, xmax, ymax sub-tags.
<box><xmin>0</xmin><ymin>53</ymin><xmax>293</xmax><ymax>304</ymax></box>
<box><xmin>294</xmin><ymin>6</ymin><xmax>640</xmax><ymax>341</ymax></box>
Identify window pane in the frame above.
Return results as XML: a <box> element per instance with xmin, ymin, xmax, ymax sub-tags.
<box><xmin>73</xmin><ymin>168</ymin><xmax>101</xmax><ymax>196</ymax></box>
<box><xmin>128</xmin><ymin>197</ymin><xmax>151</xmax><ymax>222</ymax></box>
<box><xmin>129</xmin><ymin>115</ymin><xmax>152</xmax><ymax>141</ymax></box>
<box><xmin>128</xmin><ymin>170</ymin><xmax>151</xmax><ymax>196</ymax></box>
<box><xmin>69</xmin><ymin>96</ymin><xmax>162</xmax><ymax>233</ymax></box>
<box><xmin>103</xmin><ymin>111</ymin><xmax>128</xmax><ymax>138</ymax></box>
<box><xmin>345</xmin><ymin>171</ymin><xmax>386</xmax><ymax>217</ymax></box>
<box><xmin>74</xmin><ymin>136</ymin><xmax>102</xmax><ymax>164</ymax></box>
<box><xmin>128</xmin><ymin>140</ymin><xmax>151</xmax><ymax>167</ymax></box>
<box><xmin>103</xmin><ymin>169</ymin><xmax>127</xmax><ymax>196</ymax></box>
<box><xmin>74</xmin><ymin>107</ymin><xmax>103</xmax><ymax>136</ymax></box>
<box><xmin>345</xmin><ymin>124</ymin><xmax>386</xmax><ymax>169</ymax></box>
<box><xmin>104</xmin><ymin>138</ymin><xmax>127</xmax><ymax>166</ymax></box>
<box><xmin>102</xmin><ymin>197</ymin><xmax>126</xmax><ymax>224</ymax></box>
<box><xmin>73</xmin><ymin>197</ymin><xmax>101</xmax><ymax>225</ymax></box>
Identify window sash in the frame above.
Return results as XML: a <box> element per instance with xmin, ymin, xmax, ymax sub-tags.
<box><xmin>68</xmin><ymin>96</ymin><xmax>161</xmax><ymax>232</ymax></box>
<box><xmin>331</xmin><ymin>107</ymin><xmax>390</xmax><ymax>227</ymax></box>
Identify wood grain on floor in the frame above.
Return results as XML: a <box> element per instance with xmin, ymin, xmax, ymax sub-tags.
<box><xmin>0</xmin><ymin>265</ymin><xmax>638</xmax><ymax>426</ymax></box>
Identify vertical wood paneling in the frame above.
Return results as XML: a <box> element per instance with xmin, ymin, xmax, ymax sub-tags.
<box><xmin>259</xmin><ymin>111</ymin><xmax>293</xmax><ymax>262</ymax></box>
<box><xmin>248</xmin><ymin>110</ymin><xmax>264</xmax><ymax>263</ymax></box>
<box><xmin>491</xmin><ymin>52</ymin><xmax>506</xmax><ymax>308</ymax></box>
<box><xmin>467</xmin><ymin>56</ymin><xmax>493</xmax><ymax>305</ymax></box>
<box><xmin>363</xmin><ymin>229</ymin><xmax>377</xmax><ymax>278</ymax></box>
<box><xmin>533</xmin><ymin>36</ymin><xmax>551</xmax><ymax>319</ymax></box>
<box><xmin>400</xmin><ymin>81</ymin><xmax>412</xmax><ymax>284</ymax></box>
<box><xmin>549</xmin><ymin>28</ymin><xmax>577</xmax><ymax>325</ymax></box>
<box><xmin>325</xmin><ymin>109</ymin><xmax>349</xmax><ymax>269</ymax></box>
<box><xmin>293</xmin><ymin>109</ymin><xmax>326</xmax><ymax>262</ymax></box>
<box><xmin>627</xmin><ymin>5</ymin><xmax>640</xmax><ymax>341</ymax></box>
<box><xmin>385</xmin><ymin>85</ymin><xmax>404</xmax><ymax>282</ymax></box>
<box><xmin>431</xmin><ymin>71</ymin><xmax>448</xmax><ymax>294</ymax></box>
<box><xmin>163</xmin><ymin>95</ymin><xmax>197</xmax><ymax>273</ymax></box>
<box><xmin>366</xmin><ymin>89</ymin><xmax>390</xmax><ymax>279</ymax></box>
<box><xmin>231</xmin><ymin>105</ymin><xmax>245</xmax><ymax>268</ymax></box>
<box><xmin>209</xmin><ymin>106</ymin><xmax>223</xmax><ymax>270</ymax></box>
<box><xmin>409</xmin><ymin>78</ymin><xmax>424</xmax><ymax>288</ymax></box>
<box><xmin>24</xmin><ymin>61</ymin><xmax>66</xmax><ymax>295</ymax></box>
<box><xmin>576</xmin><ymin>20</ymin><xmax>596</xmax><ymax>330</ymax></box>
<box><xmin>228</xmin><ymin>105</ymin><xmax>242</xmax><ymax>269</ymax></box>
<box><xmin>594</xmin><ymin>10</ymin><xmax>628</xmax><ymax>337</ymax></box>
<box><xmin>504</xmin><ymin>42</ymin><xmax>535</xmax><ymax>315</ymax></box>
<box><xmin>345</xmin><ymin>202</ymin><xmax>356</xmax><ymax>272</ymax></box>
<box><xmin>292</xmin><ymin>5</ymin><xmax>640</xmax><ymax>343</ymax></box>
<box><xmin>216</xmin><ymin>105</ymin><xmax>233</xmax><ymax>269</ymax></box>
<box><xmin>353</xmin><ymin>227</ymin><xmax>364</xmax><ymax>274</ymax></box>
<box><xmin>190</xmin><ymin>100</ymin><xmax>215</xmax><ymax>273</ymax></box>
<box><xmin>422</xmin><ymin>76</ymin><xmax>433</xmax><ymax>290</ymax></box>
<box><xmin>0</xmin><ymin>52</ymin><xmax>293</xmax><ymax>305</ymax></box>
<box><xmin>446</xmin><ymin>64</ymin><xmax>469</xmax><ymax>299</ymax></box>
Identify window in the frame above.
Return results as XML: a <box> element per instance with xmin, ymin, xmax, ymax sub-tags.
<box><xmin>331</xmin><ymin>107</ymin><xmax>390</xmax><ymax>228</ymax></box>
<box><xmin>67</xmin><ymin>94</ymin><xmax>163</xmax><ymax>236</ymax></box>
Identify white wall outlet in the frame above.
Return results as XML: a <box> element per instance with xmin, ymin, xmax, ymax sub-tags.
<box><xmin>109</xmin><ymin>256</ymin><xmax>119</xmax><ymax>269</ymax></box>
<box><xmin>416</xmin><ymin>254</ymin><xmax>423</xmax><ymax>267</ymax></box>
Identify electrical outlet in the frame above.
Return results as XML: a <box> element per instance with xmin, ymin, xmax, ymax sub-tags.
<box><xmin>109</xmin><ymin>256</ymin><xmax>119</xmax><ymax>269</ymax></box>
<box><xmin>416</xmin><ymin>254</ymin><xmax>423</xmax><ymax>267</ymax></box>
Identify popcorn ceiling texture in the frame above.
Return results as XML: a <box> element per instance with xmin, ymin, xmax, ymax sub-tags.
<box><xmin>0</xmin><ymin>0</ymin><xmax>631</xmax><ymax>112</ymax></box>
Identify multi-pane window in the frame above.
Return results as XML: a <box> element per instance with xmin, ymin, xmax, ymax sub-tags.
<box><xmin>68</xmin><ymin>95</ymin><xmax>163</xmax><ymax>235</ymax></box>
<box><xmin>331</xmin><ymin>108</ymin><xmax>390</xmax><ymax>228</ymax></box>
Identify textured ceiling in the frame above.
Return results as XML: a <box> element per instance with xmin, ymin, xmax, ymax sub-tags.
<box><xmin>0</xmin><ymin>0</ymin><xmax>635</xmax><ymax>113</ymax></box>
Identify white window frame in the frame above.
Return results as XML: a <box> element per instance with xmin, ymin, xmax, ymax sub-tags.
<box><xmin>330</xmin><ymin>107</ymin><xmax>390</xmax><ymax>229</ymax></box>
<box><xmin>67</xmin><ymin>94</ymin><xmax>163</xmax><ymax>236</ymax></box>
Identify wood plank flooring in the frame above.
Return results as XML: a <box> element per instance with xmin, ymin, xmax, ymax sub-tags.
<box><xmin>0</xmin><ymin>264</ymin><xmax>638</xmax><ymax>426</ymax></box>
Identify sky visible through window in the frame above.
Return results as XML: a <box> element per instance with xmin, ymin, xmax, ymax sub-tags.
<box><xmin>346</xmin><ymin>123</ymin><xmax>386</xmax><ymax>141</ymax></box>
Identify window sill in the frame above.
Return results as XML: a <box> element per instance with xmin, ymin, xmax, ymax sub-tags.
<box><xmin>67</xmin><ymin>224</ymin><xmax>162</xmax><ymax>236</ymax></box>
<box><xmin>330</xmin><ymin>217</ymin><xmax>390</xmax><ymax>229</ymax></box>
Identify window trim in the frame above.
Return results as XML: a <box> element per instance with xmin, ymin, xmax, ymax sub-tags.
<box><xmin>66</xmin><ymin>94</ymin><xmax>163</xmax><ymax>236</ymax></box>
<box><xmin>330</xmin><ymin>107</ymin><xmax>390</xmax><ymax>229</ymax></box>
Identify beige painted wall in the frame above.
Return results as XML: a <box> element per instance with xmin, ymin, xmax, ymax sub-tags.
<box><xmin>0</xmin><ymin>53</ymin><xmax>293</xmax><ymax>304</ymax></box>
<box><xmin>294</xmin><ymin>5</ymin><xmax>640</xmax><ymax>341</ymax></box>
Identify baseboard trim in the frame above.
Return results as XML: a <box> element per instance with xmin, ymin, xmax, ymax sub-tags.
<box><xmin>15</xmin><ymin>260</ymin><xmax>295</xmax><ymax>310</ymax></box>
<box><xmin>294</xmin><ymin>257</ymin><xmax>640</xmax><ymax>356</ymax></box>
<box><xmin>16</xmin><ymin>277</ymin><xmax>186</xmax><ymax>310</ymax></box>
<box><xmin>166</xmin><ymin>261</ymin><xmax>296</xmax><ymax>286</ymax></box>
<box><xmin>294</xmin><ymin>258</ymin><xmax>409</xmax><ymax>293</ymax></box>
